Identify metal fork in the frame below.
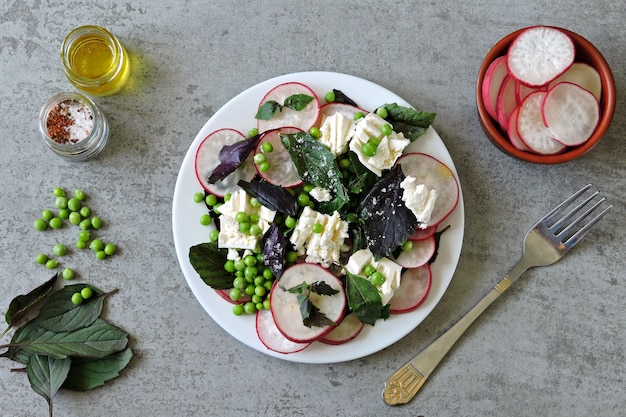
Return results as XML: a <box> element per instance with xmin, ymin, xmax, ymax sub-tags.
<box><xmin>382</xmin><ymin>184</ymin><xmax>612</xmax><ymax>406</ymax></box>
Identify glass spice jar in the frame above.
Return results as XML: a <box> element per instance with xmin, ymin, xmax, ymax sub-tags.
<box><xmin>61</xmin><ymin>25</ymin><xmax>131</xmax><ymax>96</ymax></box>
<box><xmin>38</xmin><ymin>92</ymin><xmax>109</xmax><ymax>161</ymax></box>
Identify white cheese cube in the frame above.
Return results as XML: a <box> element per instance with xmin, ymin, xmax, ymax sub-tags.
<box><xmin>289</xmin><ymin>206</ymin><xmax>349</xmax><ymax>266</ymax></box>
<box><xmin>400</xmin><ymin>177</ymin><xmax>438</xmax><ymax>227</ymax></box>
<box><xmin>345</xmin><ymin>248</ymin><xmax>402</xmax><ymax>305</ymax></box>
<box><xmin>318</xmin><ymin>112</ymin><xmax>355</xmax><ymax>155</ymax></box>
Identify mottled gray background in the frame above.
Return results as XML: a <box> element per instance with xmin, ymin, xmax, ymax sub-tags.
<box><xmin>1</xmin><ymin>1</ymin><xmax>624</xmax><ymax>416</ymax></box>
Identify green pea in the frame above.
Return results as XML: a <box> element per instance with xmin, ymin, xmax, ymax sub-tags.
<box><xmin>243</xmin><ymin>301</ymin><xmax>257</xmax><ymax>314</ymax></box>
<box><xmin>78</xmin><ymin>230</ymin><xmax>90</xmax><ymax>242</ymax></box>
<box><xmin>224</xmin><ymin>259</ymin><xmax>236</xmax><ymax>273</ymax></box>
<box><xmin>303</xmin><ymin>184</ymin><xmax>315</xmax><ymax>193</ymax></box>
<box><xmin>263</xmin><ymin>299</ymin><xmax>271</xmax><ymax>310</ymax></box>
<box><xmin>285</xmin><ymin>251</ymin><xmax>298</xmax><ymax>263</ymax></box>
<box><xmin>62</xmin><ymin>267</ymin><xmax>75</xmax><ymax>280</ymax></box>
<box><xmin>193</xmin><ymin>192</ymin><xmax>205</xmax><ymax>203</ymax></box>
<box><xmin>312</xmin><ymin>223</ymin><xmax>323</xmax><ymax>233</ymax></box>
<box><xmin>34</xmin><ymin>219</ymin><xmax>47</xmax><ymax>231</ymax></box>
<box><xmin>363</xmin><ymin>264</ymin><xmax>377</xmax><ymax>276</ymax></box>
<box><xmin>53</xmin><ymin>243</ymin><xmax>67</xmax><ymax>256</ymax></box>
<box><xmin>284</xmin><ymin>216</ymin><xmax>296</xmax><ymax>229</ymax></box>
<box><xmin>324</xmin><ymin>91</ymin><xmax>336</xmax><ymax>103</ymax></box>
<box><xmin>309</xmin><ymin>126</ymin><xmax>321</xmax><ymax>138</ymax></box>
<box><xmin>401</xmin><ymin>240</ymin><xmax>413</xmax><ymax>251</ymax></box>
<box><xmin>53</xmin><ymin>187</ymin><xmax>65</xmax><ymax>197</ymax></box>
<box><xmin>42</xmin><ymin>209</ymin><xmax>54</xmax><ymax>221</ymax></box>
<box><xmin>371</xmin><ymin>271</ymin><xmax>385</xmax><ymax>286</ymax></box>
<box><xmin>199</xmin><ymin>214</ymin><xmax>212</xmax><ymax>226</ymax></box>
<box><xmin>234</xmin><ymin>259</ymin><xmax>246</xmax><ymax>271</ymax></box>
<box><xmin>239</xmin><ymin>222</ymin><xmax>251</xmax><ymax>234</ymax></box>
<box><xmin>254</xmin><ymin>286</ymin><xmax>266</xmax><ymax>297</ymax></box>
<box><xmin>74</xmin><ymin>189</ymin><xmax>86</xmax><ymax>200</ymax></box>
<box><xmin>71</xmin><ymin>293</ymin><xmax>83</xmax><ymax>305</ymax></box>
<box><xmin>45</xmin><ymin>259</ymin><xmax>58</xmax><ymax>269</ymax></box>
<box><xmin>233</xmin><ymin>276</ymin><xmax>247</xmax><ymax>289</ymax></box>
<box><xmin>229</xmin><ymin>288</ymin><xmax>242</xmax><ymax>301</ymax></box>
<box><xmin>79</xmin><ymin>206</ymin><xmax>91</xmax><ymax>218</ymax></box>
<box><xmin>253</xmin><ymin>276</ymin><xmax>265</xmax><ymax>287</ymax></box>
<box><xmin>263</xmin><ymin>280</ymin><xmax>274</xmax><ymax>291</ymax></box>
<box><xmin>262</xmin><ymin>268</ymin><xmax>273</xmax><ymax>279</ymax></box>
<box><xmin>235</xmin><ymin>212</ymin><xmax>249</xmax><ymax>223</ymax></box>
<box><xmin>244</xmin><ymin>266</ymin><xmax>257</xmax><ymax>279</ymax></box>
<box><xmin>261</xmin><ymin>141</ymin><xmax>273</xmax><ymax>153</ymax></box>
<box><xmin>338</xmin><ymin>158</ymin><xmax>351</xmax><ymax>169</ymax></box>
<box><xmin>251</xmin><ymin>294</ymin><xmax>263</xmax><ymax>304</ymax></box>
<box><xmin>55</xmin><ymin>196</ymin><xmax>68</xmax><ymax>209</ymax></box>
<box><xmin>258</xmin><ymin>161</ymin><xmax>270</xmax><ymax>173</ymax></box>
<box><xmin>205</xmin><ymin>194</ymin><xmax>218</xmax><ymax>206</ymax></box>
<box><xmin>253</xmin><ymin>153</ymin><xmax>267</xmax><ymax>164</ymax></box>
<box><xmin>49</xmin><ymin>217</ymin><xmax>63</xmax><ymax>229</ymax></box>
<box><xmin>58</xmin><ymin>208</ymin><xmax>69</xmax><ymax>219</ymax></box>
<box><xmin>80</xmin><ymin>287</ymin><xmax>93</xmax><ymax>299</ymax></box>
<box><xmin>361</xmin><ymin>142</ymin><xmax>377</xmax><ymax>157</ymax></box>
<box><xmin>91</xmin><ymin>216</ymin><xmax>103</xmax><ymax>229</ymax></box>
<box><xmin>244</xmin><ymin>285</ymin><xmax>256</xmax><ymax>296</ymax></box>
<box><xmin>248</xmin><ymin>127</ymin><xmax>259</xmax><ymax>138</ymax></box>
<box><xmin>76</xmin><ymin>240</ymin><xmax>87</xmax><ymax>249</ymax></box>
<box><xmin>249</xmin><ymin>198</ymin><xmax>261</xmax><ymax>208</ymax></box>
<box><xmin>232</xmin><ymin>304</ymin><xmax>244</xmax><ymax>316</ymax></box>
<box><xmin>297</xmin><ymin>193</ymin><xmax>310</xmax><ymax>207</ymax></box>
<box><xmin>376</xmin><ymin>107</ymin><xmax>389</xmax><ymax>119</ymax></box>
<box><xmin>104</xmin><ymin>243</ymin><xmax>116</xmax><ymax>255</ymax></box>
<box><xmin>354</xmin><ymin>111</ymin><xmax>365</xmax><ymax>120</ymax></box>
<box><xmin>36</xmin><ymin>253</ymin><xmax>48</xmax><ymax>264</ymax></box>
<box><xmin>381</xmin><ymin>123</ymin><xmax>393</xmax><ymax>136</ymax></box>
<box><xmin>67</xmin><ymin>197</ymin><xmax>81</xmax><ymax>212</ymax></box>
<box><xmin>69</xmin><ymin>212</ymin><xmax>82</xmax><ymax>225</ymax></box>
<box><xmin>244</xmin><ymin>255</ymin><xmax>257</xmax><ymax>267</ymax></box>
<box><xmin>249</xmin><ymin>224</ymin><xmax>262</xmax><ymax>236</ymax></box>
<box><xmin>79</xmin><ymin>218</ymin><xmax>92</xmax><ymax>230</ymax></box>
<box><xmin>89</xmin><ymin>239</ymin><xmax>104</xmax><ymax>252</ymax></box>
<box><xmin>224</xmin><ymin>193</ymin><xmax>232</xmax><ymax>202</ymax></box>
<box><xmin>209</xmin><ymin>229</ymin><xmax>219</xmax><ymax>242</ymax></box>
<box><xmin>95</xmin><ymin>250</ymin><xmax>107</xmax><ymax>260</ymax></box>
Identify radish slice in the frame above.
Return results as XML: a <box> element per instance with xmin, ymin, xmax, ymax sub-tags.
<box><xmin>496</xmin><ymin>75</ymin><xmax>518</xmax><ymax>130</ymax></box>
<box><xmin>481</xmin><ymin>56</ymin><xmax>508</xmax><ymax>120</ymax></box>
<box><xmin>548</xmin><ymin>62</ymin><xmax>602</xmax><ymax>101</ymax></box>
<box><xmin>194</xmin><ymin>128</ymin><xmax>257</xmax><ymax>197</ymax></box>
<box><xmin>515</xmin><ymin>80</ymin><xmax>545</xmax><ymax>103</ymax></box>
<box><xmin>270</xmin><ymin>263</ymin><xmax>346</xmax><ymax>343</ymax></box>
<box><xmin>319</xmin><ymin>313</ymin><xmax>364</xmax><ymax>345</ymax></box>
<box><xmin>392</xmin><ymin>236</ymin><xmax>436</xmax><ymax>269</ymax></box>
<box><xmin>517</xmin><ymin>91</ymin><xmax>567</xmax><ymax>155</ymax></box>
<box><xmin>257</xmin><ymin>82</ymin><xmax>320</xmax><ymax>133</ymax></box>
<box><xmin>396</xmin><ymin>153</ymin><xmax>459</xmax><ymax>226</ymax></box>
<box><xmin>214</xmin><ymin>289</ymin><xmax>251</xmax><ymax>305</ymax></box>
<box><xmin>256</xmin><ymin>309</ymin><xmax>311</xmax><ymax>354</ymax></box>
<box><xmin>507</xmin><ymin>107</ymin><xmax>530</xmax><ymax>151</ymax></box>
<box><xmin>255</xmin><ymin>127</ymin><xmax>303</xmax><ymax>187</ymax></box>
<box><xmin>407</xmin><ymin>224</ymin><xmax>437</xmax><ymax>241</ymax></box>
<box><xmin>389</xmin><ymin>264</ymin><xmax>432</xmax><ymax>314</ymax></box>
<box><xmin>542</xmin><ymin>82</ymin><xmax>600</xmax><ymax>146</ymax></box>
<box><xmin>317</xmin><ymin>102</ymin><xmax>367</xmax><ymax>126</ymax></box>
<box><xmin>507</xmin><ymin>26</ymin><xmax>575</xmax><ymax>87</ymax></box>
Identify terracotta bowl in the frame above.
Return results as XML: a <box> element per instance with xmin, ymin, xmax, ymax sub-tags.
<box><xmin>476</xmin><ymin>26</ymin><xmax>616</xmax><ymax>164</ymax></box>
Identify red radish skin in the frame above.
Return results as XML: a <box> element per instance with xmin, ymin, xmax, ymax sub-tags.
<box><xmin>408</xmin><ymin>224</ymin><xmax>437</xmax><ymax>241</ymax></box>
<box><xmin>507</xmin><ymin>107</ymin><xmax>530</xmax><ymax>151</ymax></box>
<box><xmin>257</xmin><ymin>82</ymin><xmax>320</xmax><ymax>133</ymax></box>
<box><xmin>270</xmin><ymin>263</ymin><xmax>346</xmax><ymax>343</ymax></box>
<box><xmin>516</xmin><ymin>91</ymin><xmax>566</xmax><ymax>155</ymax></box>
<box><xmin>481</xmin><ymin>56</ymin><xmax>509</xmax><ymax>120</ymax></box>
<box><xmin>319</xmin><ymin>313</ymin><xmax>365</xmax><ymax>345</ymax></box>
<box><xmin>548</xmin><ymin>62</ymin><xmax>602</xmax><ymax>101</ymax></box>
<box><xmin>194</xmin><ymin>128</ymin><xmax>257</xmax><ymax>197</ymax></box>
<box><xmin>393</xmin><ymin>236</ymin><xmax>436</xmax><ymax>269</ymax></box>
<box><xmin>389</xmin><ymin>264</ymin><xmax>432</xmax><ymax>314</ymax></box>
<box><xmin>396</xmin><ymin>153</ymin><xmax>460</xmax><ymax>227</ymax></box>
<box><xmin>256</xmin><ymin>308</ymin><xmax>311</xmax><ymax>354</ymax></box>
<box><xmin>496</xmin><ymin>75</ymin><xmax>518</xmax><ymax>130</ymax></box>
<box><xmin>506</xmin><ymin>26</ymin><xmax>575</xmax><ymax>87</ymax></box>
<box><xmin>214</xmin><ymin>289</ymin><xmax>251</xmax><ymax>305</ymax></box>
<box><xmin>255</xmin><ymin>127</ymin><xmax>303</xmax><ymax>187</ymax></box>
<box><xmin>542</xmin><ymin>82</ymin><xmax>600</xmax><ymax>146</ymax></box>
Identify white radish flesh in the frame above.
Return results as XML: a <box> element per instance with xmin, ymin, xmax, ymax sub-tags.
<box><xmin>542</xmin><ymin>82</ymin><xmax>600</xmax><ymax>146</ymax></box>
<box><xmin>255</xmin><ymin>127</ymin><xmax>303</xmax><ymax>187</ymax></box>
<box><xmin>270</xmin><ymin>263</ymin><xmax>346</xmax><ymax>343</ymax></box>
<box><xmin>517</xmin><ymin>91</ymin><xmax>567</xmax><ymax>155</ymax></box>
<box><xmin>396</xmin><ymin>153</ymin><xmax>460</xmax><ymax>227</ymax></box>
<box><xmin>256</xmin><ymin>308</ymin><xmax>311</xmax><ymax>354</ymax></box>
<box><xmin>481</xmin><ymin>56</ymin><xmax>509</xmax><ymax>120</ymax></box>
<box><xmin>319</xmin><ymin>313</ymin><xmax>364</xmax><ymax>345</ymax></box>
<box><xmin>389</xmin><ymin>264</ymin><xmax>432</xmax><ymax>314</ymax></box>
<box><xmin>194</xmin><ymin>128</ymin><xmax>257</xmax><ymax>197</ymax></box>
<box><xmin>507</xmin><ymin>26</ymin><xmax>575</xmax><ymax>87</ymax></box>
<box><xmin>548</xmin><ymin>62</ymin><xmax>602</xmax><ymax>101</ymax></box>
<box><xmin>317</xmin><ymin>102</ymin><xmax>366</xmax><ymax>126</ymax></box>
<box><xmin>257</xmin><ymin>82</ymin><xmax>320</xmax><ymax>133</ymax></box>
<box><xmin>393</xmin><ymin>236</ymin><xmax>436</xmax><ymax>269</ymax></box>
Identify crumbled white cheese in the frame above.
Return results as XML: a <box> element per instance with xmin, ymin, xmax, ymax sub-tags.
<box><xmin>309</xmin><ymin>186</ymin><xmax>332</xmax><ymax>203</ymax></box>
<box><xmin>349</xmin><ymin>113</ymin><xmax>410</xmax><ymax>176</ymax></box>
<box><xmin>318</xmin><ymin>112</ymin><xmax>355</xmax><ymax>155</ymax></box>
<box><xmin>289</xmin><ymin>206</ymin><xmax>349</xmax><ymax>266</ymax></box>
<box><xmin>400</xmin><ymin>177</ymin><xmax>438</xmax><ymax>227</ymax></box>
<box><xmin>218</xmin><ymin>190</ymin><xmax>276</xmax><ymax>250</ymax></box>
<box><xmin>346</xmin><ymin>248</ymin><xmax>402</xmax><ymax>305</ymax></box>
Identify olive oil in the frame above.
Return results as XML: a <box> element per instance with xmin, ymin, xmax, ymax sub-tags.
<box><xmin>62</xmin><ymin>26</ymin><xmax>130</xmax><ymax>96</ymax></box>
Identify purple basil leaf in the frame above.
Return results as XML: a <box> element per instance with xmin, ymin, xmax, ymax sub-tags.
<box><xmin>207</xmin><ymin>134</ymin><xmax>262</xmax><ymax>184</ymax></box>
<box><xmin>261</xmin><ymin>224</ymin><xmax>289</xmax><ymax>279</ymax></box>
<box><xmin>238</xmin><ymin>179</ymin><xmax>298</xmax><ymax>217</ymax></box>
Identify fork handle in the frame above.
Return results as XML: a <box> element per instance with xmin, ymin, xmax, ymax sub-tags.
<box><xmin>382</xmin><ymin>274</ymin><xmax>517</xmax><ymax>405</ymax></box>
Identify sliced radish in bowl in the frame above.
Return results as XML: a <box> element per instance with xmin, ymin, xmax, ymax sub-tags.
<box><xmin>517</xmin><ymin>91</ymin><xmax>567</xmax><ymax>155</ymax></box>
<box><xmin>506</xmin><ymin>26</ymin><xmax>575</xmax><ymax>87</ymax></box>
<box><xmin>542</xmin><ymin>82</ymin><xmax>600</xmax><ymax>146</ymax></box>
<box><xmin>194</xmin><ymin>128</ymin><xmax>257</xmax><ymax>197</ymax></box>
<box><xmin>548</xmin><ymin>62</ymin><xmax>602</xmax><ymax>101</ymax></box>
<box><xmin>481</xmin><ymin>56</ymin><xmax>509</xmax><ymax>120</ymax></box>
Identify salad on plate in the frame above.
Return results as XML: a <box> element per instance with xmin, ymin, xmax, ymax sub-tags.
<box><xmin>184</xmin><ymin>78</ymin><xmax>460</xmax><ymax>355</ymax></box>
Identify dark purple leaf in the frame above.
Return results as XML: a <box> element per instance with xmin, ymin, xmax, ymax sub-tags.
<box><xmin>261</xmin><ymin>224</ymin><xmax>288</xmax><ymax>279</ymax></box>
<box><xmin>207</xmin><ymin>134</ymin><xmax>262</xmax><ymax>184</ymax></box>
<box><xmin>238</xmin><ymin>179</ymin><xmax>298</xmax><ymax>217</ymax></box>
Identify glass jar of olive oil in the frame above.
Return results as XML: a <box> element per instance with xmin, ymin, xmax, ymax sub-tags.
<box><xmin>61</xmin><ymin>25</ymin><xmax>130</xmax><ymax>96</ymax></box>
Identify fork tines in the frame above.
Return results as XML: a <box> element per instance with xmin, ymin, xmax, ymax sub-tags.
<box><xmin>540</xmin><ymin>184</ymin><xmax>612</xmax><ymax>248</ymax></box>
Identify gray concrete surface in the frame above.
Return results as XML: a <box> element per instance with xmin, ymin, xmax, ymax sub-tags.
<box><xmin>1</xmin><ymin>1</ymin><xmax>624</xmax><ymax>416</ymax></box>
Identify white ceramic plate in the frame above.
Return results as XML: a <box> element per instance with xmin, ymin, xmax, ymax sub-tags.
<box><xmin>172</xmin><ymin>71</ymin><xmax>464</xmax><ymax>364</ymax></box>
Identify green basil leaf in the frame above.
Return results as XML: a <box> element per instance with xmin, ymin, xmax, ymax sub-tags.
<box><xmin>26</xmin><ymin>354</ymin><xmax>71</xmax><ymax>408</ymax></box>
<box><xmin>345</xmin><ymin>270</ymin><xmax>388</xmax><ymax>326</ymax></box>
<box><xmin>380</xmin><ymin>103</ymin><xmax>436</xmax><ymax>141</ymax></box>
<box><xmin>255</xmin><ymin>100</ymin><xmax>282</xmax><ymax>120</ymax></box>
<box><xmin>330</xmin><ymin>89</ymin><xmax>358</xmax><ymax>106</ymax></box>
<box><xmin>188</xmin><ymin>242</ymin><xmax>233</xmax><ymax>289</ymax></box>
<box><xmin>2</xmin><ymin>274</ymin><xmax>57</xmax><ymax>337</ymax></box>
<box><xmin>309</xmin><ymin>281</ymin><xmax>339</xmax><ymax>296</ymax></box>
<box><xmin>283</xmin><ymin>94</ymin><xmax>314</xmax><ymax>111</ymax></box>
<box><xmin>35</xmin><ymin>284</ymin><xmax>105</xmax><ymax>333</ymax></box>
<box><xmin>281</xmin><ymin>132</ymin><xmax>349</xmax><ymax>212</ymax></box>
<box><xmin>63</xmin><ymin>347</ymin><xmax>133</xmax><ymax>392</ymax></box>
<box><xmin>14</xmin><ymin>318</ymin><xmax>128</xmax><ymax>359</ymax></box>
